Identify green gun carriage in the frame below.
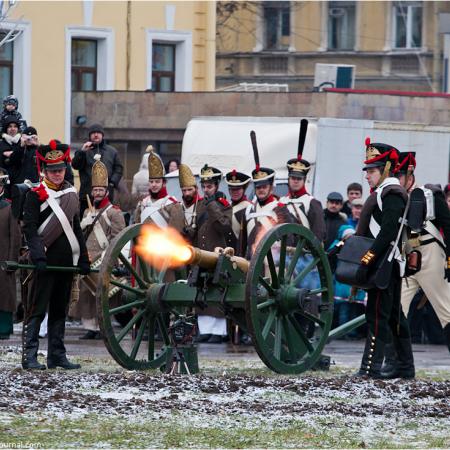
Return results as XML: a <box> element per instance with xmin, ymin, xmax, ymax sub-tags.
<box><xmin>2</xmin><ymin>222</ymin><xmax>365</xmax><ymax>374</ymax></box>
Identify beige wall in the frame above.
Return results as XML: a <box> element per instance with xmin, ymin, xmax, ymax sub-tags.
<box><xmin>7</xmin><ymin>1</ymin><xmax>216</xmax><ymax>143</ymax></box>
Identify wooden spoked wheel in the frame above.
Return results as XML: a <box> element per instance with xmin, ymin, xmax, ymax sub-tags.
<box><xmin>97</xmin><ymin>224</ymin><xmax>178</xmax><ymax>370</ymax></box>
<box><xmin>245</xmin><ymin>223</ymin><xmax>334</xmax><ymax>374</ymax></box>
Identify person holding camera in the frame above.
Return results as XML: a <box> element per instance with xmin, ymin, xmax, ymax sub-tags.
<box><xmin>72</xmin><ymin>123</ymin><xmax>123</xmax><ymax>217</ymax></box>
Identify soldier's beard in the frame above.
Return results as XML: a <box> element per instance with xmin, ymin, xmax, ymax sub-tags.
<box><xmin>183</xmin><ymin>194</ymin><xmax>194</xmax><ymax>205</ymax></box>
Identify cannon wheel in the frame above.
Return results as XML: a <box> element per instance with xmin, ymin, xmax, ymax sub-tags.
<box><xmin>97</xmin><ymin>224</ymin><xmax>174</xmax><ymax>370</ymax></box>
<box><xmin>245</xmin><ymin>223</ymin><xmax>333</xmax><ymax>374</ymax></box>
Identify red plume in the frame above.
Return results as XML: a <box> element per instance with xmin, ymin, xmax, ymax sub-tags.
<box><xmin>365</xmin><ymin>137</ymin><xmax>371</xmax><ymax>146</ymax></box>
<box><xmin>49</xmin><ymin>140</ymin><xmax>57</xmax><ymax>150</ymax></box>
<box><xmin>232</xmin><ymin>169</ymin><xmax>237</xmax><ymax>176</ymax></box>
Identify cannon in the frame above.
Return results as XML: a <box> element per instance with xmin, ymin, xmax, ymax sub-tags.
<box><xmin>94</xmin><ymin>222</ymin><xmax>366</xmax><ymax>374</ymax></box>
<box><xmin>2</xmin><ymin>223</ymin><xmax>366</xmax><ymax>374</ymax></box>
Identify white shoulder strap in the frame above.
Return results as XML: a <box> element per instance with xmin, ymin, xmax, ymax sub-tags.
<box><xmin>38</xmin><ymin>188</ymin><xmax>80</xmax><ymax>265</ymax></box>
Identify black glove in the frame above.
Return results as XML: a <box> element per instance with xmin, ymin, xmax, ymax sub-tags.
<box><xmin>35</xmin><ymin>260</ymin><xmax>47</xmax><ymax>272</ymax></box>
<box><xmin>78</xmin><ymin>261</ymin><xmax>91</xmax><ymax>276</ymax></box>
<box><xmin>355</xmin><ymin>264</ymin><xmax>369</xmax><ymax>286</ymax></box>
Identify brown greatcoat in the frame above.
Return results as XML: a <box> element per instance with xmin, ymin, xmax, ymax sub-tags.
<box><xmin>71</xmin><ymin>202</ymin><xmax>126</xmax><ymax>320</ymax></box>
<box><xmin>195</xmin><ymin>198</ymin><xmax>234</xmax><ymax>251</ymax></box>
<box><xmin>165</xmin><ymin>198</ymin><xmax>200</xmax><ymax>245</ymax></box>
<box><xmin>0</xmin><ymin>198</ymin><xmax>21</xmax><ymax>312</ymax></box>
<box><xmin>194</xmin><ymin>197</ymin><xmax>234</xmax><ymax>318</ymax></box>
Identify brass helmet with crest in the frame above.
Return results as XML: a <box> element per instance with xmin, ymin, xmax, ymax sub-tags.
<box><xmin>147</xmin><ymin>146</ymin><xmax>165</xmax><ymax>179</ymax></box>
<box><xmin>91</xmin><ymin>154</ymin><xmax>109</xmax><ymax>188</ymax></box>
<box><xmin>179</xmin><ymin>164</ymin><xmax>197</xmax><ymax>188</ymax></box>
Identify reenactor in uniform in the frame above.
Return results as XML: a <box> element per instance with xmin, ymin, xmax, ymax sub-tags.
<box><xmin>395</xmin><ymin>152</ymin><xmax>450</xmax><ymax>354</ymax></box>
<box><xmin>354</xmin><ymin>138</ymin><xmax>414</xmax><ymax>378</ymax></box>
<box><xmin>195</xmin><ymin>164</ymin><xmax>234</xmax><ymax>343</ymax></box>
<box><xmin>245</xmin><ymin>131</ymin><xmax>293</xmax><ymax>258</ymax></box>
<box><xmin>280</xmin><ymin>120</ymin><xmax>325</xmax><ymax>242</ymax></box>
<box><xmin>74</xmin><ymin>155</ymin><xmax>126</xmax><ymax>339</ymax></box>
<box><xmin>0</xmin><ymin>168</ymin><xmax>21</xmax><ymax>339</ymax></box>
<box><xmin>22</xmin><ymin>140</ymin><xmax>90</xmax><ymax>369</ymax></box>
<box><xmin>134</xmin><ymin>147</ymin><xmax>177</xmax><ymax>225</ymax></box>
<box><xmin>225</xmin><ymin>169</ymin><xmax>252</xmax><ymax>256</ymax></box>
<box><xmin>166</xmin><ymin>163</ymin><xmax>202</xmax><ymax>244</ymax></box>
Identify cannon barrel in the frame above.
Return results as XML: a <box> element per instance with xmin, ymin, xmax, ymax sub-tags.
<box><xmin>0</xmin><ymin>261</ymin><xmax>99</xmax><ymax>273</ymax></box>
<box><xmin>185</xmin><ymin>246</ymin><xmax>249</xmax><ymax>273</ymax></box>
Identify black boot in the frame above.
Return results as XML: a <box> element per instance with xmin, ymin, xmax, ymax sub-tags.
<box><xmin>381</xmin><ymin>336</ymin><xmax>415</xmax><ymax>379</ymax></box>
<box><xmin>22</xmin><ymin>317</ymin><xmax>46</xmax><ymax>370</ymax></box>
<box><xmin>380</xmin><ymin>342</ymin><xmax>398</xmax><ymax>378</ymax></box>
<box><xmin>47</xmin><ymin>319</ymin><xmax>81</xmax><ymax>370</ymax></box>
<box><xmin>443</xmin><ymin>323</ymin><xmax>450</xmax><ymax>353</ymax></box>
<box><xmin>354</xmin><ymin>333</ymin><xmax>385</xmax><ymax>378</ymax></box>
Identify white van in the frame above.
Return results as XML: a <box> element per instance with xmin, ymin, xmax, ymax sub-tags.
<box><xmin>166</xmin><ymin>116</ymin><xmax>318</xmax><ymax>199</ymax></box>
<box><xmin>166</xmin><ymin>116</ymin><xmax>450</xmax><ymax>203</ymax></box>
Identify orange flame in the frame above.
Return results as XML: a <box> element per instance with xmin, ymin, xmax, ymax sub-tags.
<box><xmin>135</xmin><ymin>224</ymin><xmax>193</xmax><ymax>270</ymax></box>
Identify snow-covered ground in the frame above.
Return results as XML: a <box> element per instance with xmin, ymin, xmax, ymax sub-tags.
<box><xmin>0</xmin><ymin>345</ymin><xmax>449</xmax><ymax>448</ymax></box>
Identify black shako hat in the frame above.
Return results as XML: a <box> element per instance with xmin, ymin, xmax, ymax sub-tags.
<box><xmin>225</xmin><ymin>169</ymin><xmax>251</xmax><ymax>187</ymax></box>
<box><xmin>37</xmin><ymin>139</ymin><xmax>71</xmax><ymax>172</ymax></box>
<box><xmin>287</xmin><ymin>118</ymin><xmax>311</xmax><ymax>177</ymax></box>
<box><xmin>363</xmin><ymin>137</ymin><xmax>400</xmax><ymax>172</ymax></box>
<box><xmin>396</xmin><ymin>152</ymin><xmax>416</xmax><ymax>174</ymax></box>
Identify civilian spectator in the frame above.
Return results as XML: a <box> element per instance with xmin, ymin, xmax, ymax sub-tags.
<box><xmin>0</xmin><ymin>116</ymin><xmax>22</xmax><ymax>195</ymax></box>
<box><xmin>323</xmin><ymin>191</ymin><xmax>347</xmax><ymax>251</ymax></box>
<box><xmin>72</xmin><ymin>123</ymin><xmax>123</xmax><ymax>217</ymax></box>
<box><xmin>7</xmin><ymin>126</ymin><xmax>40</xmax><ymax>184</ymax></box>
<box><xmin>165</xmin><ymin>158</ymin><xmax>179</xmax><ymax>173</ymax></box>
<box><xmin>0</xmin><ymin>95</ymin><xmax>25</xmax><ymax>132</ymax></box>
<box><xmin>445</xmin><ymin>184</ymin><xmax>450</xmax><ymax>210</ymax></box>
<box><xmin>342</xmin><ymin>182</ymin><xmax>363</xmax><ymax>216</ymax></box>
<box><xmin>132</xmin><ymin>146</ymin><xmax>153</xmax><ymax>200</ymax></box>
<box><xmin>347</xmin><ymin>197</ymin><xmax>364</xmax><ymax>228</ymax></box>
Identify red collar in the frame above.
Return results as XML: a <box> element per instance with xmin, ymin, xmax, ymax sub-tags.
<box><xmin>96</xmin><ymin>196</ymin><xmax>110</xmax><ymax>209</ymax></box>
<box><xmin>258</xmin><ymin>194</ymin><xmax>277</xmax><ymax>206</ymax></box>
<box><xmin>150</xmin><ymin>186</ymin><xmax>168</xmax><ymax>200</ymax></box>
<box><xmin>232</xmin><ymin>195</ymin><xmax>248</xmax><ymax>206</ymax></box>
<box><xmin>184</xmin><ymin>193</ymin><xmax>202</xmax><ymax>208</ymax></box>
<box><xmin>288</xmin><ymin>186</ymin><xmax>308</xmax><ymax>198</ymax></box>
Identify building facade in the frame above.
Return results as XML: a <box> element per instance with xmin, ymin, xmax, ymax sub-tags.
<box><xmin>3</xmin><ymin>1</ymin><xmax>216</xmax><ymax>143</ymax></box>
<box><xmin>216</xmin><ymin>1</ymin><xmax>450</xmax><ymax>93</ymax></box>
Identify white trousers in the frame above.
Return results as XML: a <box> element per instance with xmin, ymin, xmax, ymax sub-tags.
<box><xmin>197</xmin><ymin>315</ymin><xmax>227</xmax><ymax>336</ymax></box>
<box><xmin>39</xmin><ymin>313</ymin><xmax>48</xmax><ymax>338</ymax></box>
<box><xmin>82</xmin><ymin>317</ymin><xmax>99</xmax><ymax>332</ymax></box>
<box><xmin>401</xmin><ymin>241</ymin><xmax>450</xmax><ymax>327</ymax></box>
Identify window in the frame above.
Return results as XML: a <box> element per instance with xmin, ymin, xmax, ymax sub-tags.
<box><xmin>328</xmin><ymin>1</ymin><xmax>355</xmax><ymax>50</ymax></box>
<box><xmin>0</xmin><ymin>33</ymin><xmax>13</xmax><ymax>99</ymax></box>
<box><xmin>263</xmin><ymin>1</ymin><xmax>290</xmax><ymax>50</ymax></box>
<box><xmin>71</xmin><ymin>39</ymin><xmax>97</xmax><ymax>91</ymax></box>
<box><xmin>151</xmin><ymin>43</ymin><xmax>175</xmax><ymax>92</ymax></box>
<box><xmin>393</xmin><ymin>2</ymin><xmax>422</xmax><ymax>49</ymax></box>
